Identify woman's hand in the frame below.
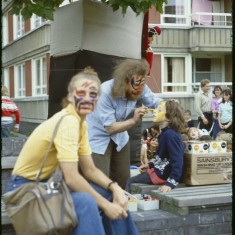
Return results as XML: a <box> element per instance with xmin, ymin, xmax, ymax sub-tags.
<box><xmin>110</xmin><ymin>184</ymin><xmax>128</xmax><ymax>212</ymax></box>
<box><xmin>102</xmin><ymin>201</ymin><xmax>128</xmax><ymax>220</ymax></box>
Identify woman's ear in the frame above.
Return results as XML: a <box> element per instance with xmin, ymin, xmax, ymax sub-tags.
<box><xmin>67</xmin><ymin>94</ymin><xmax>73</xmax><ymax>103</ymax></box>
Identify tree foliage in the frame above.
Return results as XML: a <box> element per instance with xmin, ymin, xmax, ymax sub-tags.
<box><xmin>6</xmin><ymin>0</ymin><xmax>167</xmax><ymax>20</ymax></box>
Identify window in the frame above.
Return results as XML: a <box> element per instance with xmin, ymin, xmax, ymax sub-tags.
<box><xmin>13</xmin><ymin>14</ymin><xmax>24</xmax><ymax>39</ymax></box>
<box><xmin>193</xmin><ymin>58</ymin><xmax>222</xmax><ymax>83</ymax></box>
<box><xmin>2</xmin><ymin>13</ymin><xmax>9</xmax><ymax>46</ymax></box>
<box><xmin>191</xmin><ymin>57</ymin><xmax>230</xmax><ymax>92</ymax></box>
<box><xmin>31</xmin><ymin>14</ymin><xmax>47</xmax><ymax>30</ymax></box>
<box><xmin>3</xmin><ymin>68</ymin><xmax>10</xmax><ymax>91</ymax></box>
<box><xmin>32</xmin><ymin>56</ymin><xmax>47</xmax><ymax>96</ymax></box>
<box><xmin>161</xmin><ymin>0</ymin><xmax>190</xmax><ymax>25</ymax></box>
<box><xmin>14</xmin><ymin>63</ymin><xmax>26</xmax><ymax>97</ymax></box>
<box><xmin>162</xmin><ymin>54</ymin><xmax>191</xmax><ymax>93</ymax></box>
<box><xmin>191</xmin><ymin>0</ymin><xmax>231</xmax><ymax>26</ymax></box>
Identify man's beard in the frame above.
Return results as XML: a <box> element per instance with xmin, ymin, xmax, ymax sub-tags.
<box><xmin>125</xmin><ymin>89</ymin><xmax>141</xmax><ymax>101</ymax></box>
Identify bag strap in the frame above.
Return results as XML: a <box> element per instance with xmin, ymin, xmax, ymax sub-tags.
<box><xmin>35</xmin><ymin>114</ymin><xmax>70</xmax><ymax>183</ymax></box>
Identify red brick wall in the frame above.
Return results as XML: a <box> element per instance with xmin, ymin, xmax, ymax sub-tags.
<box><xmin>25</xmin><ymin>60</ymin><xmax>32</xmax><ymax>96</ymax></box>
<box><xmin>146</xmin><ymin>54</ymin><xmax>161</xmax><ymax>93</ymax></box>
<box><xmin>149</xmin><ymin>6</ymin><xmax>161</xmax><ymax>24</ymax></box>
<box><xmin>25</xmin><ymin>19</ymin><xmax>30</xmax><ymax>33</ymax></box>
<box><xmin>8</xmin><ymin>14</ymin><xmax>13</xmax><ymax>43</ymax></box>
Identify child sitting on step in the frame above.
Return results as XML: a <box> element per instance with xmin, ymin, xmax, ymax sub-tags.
<box><xmin>125</xmin><ymin>100</ymin><xmax>186</xmax><ymax>193</ymax></box>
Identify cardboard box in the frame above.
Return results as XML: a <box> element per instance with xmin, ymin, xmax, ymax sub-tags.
<box><xmin>182</xmin><ymin>152</ymin><xmax>232</xmax><ymax>185</ymax></box>
<box><xmin>184</xmin><ymin>141</ymin><xmax>209</xmax><ymax>154</ymax></box>
<box><xmin>208</xmin><ymin>141</ymin><xmax>227</xmax><ymax>153</ymax></box>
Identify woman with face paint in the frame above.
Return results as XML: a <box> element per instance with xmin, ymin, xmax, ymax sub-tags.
<box><xmin>8</xmin><ymin>67</ymin><xmax>140</xmax><ymax>235</ymax></box>
<box><xmin>125</xmin><ymin>100</ymin><xmax>186</xmax><ymax>193</ymax></box>
<box><xmin>86</xmin><ymin>59</ymin><xmax>163</xmax><ymax>189</ymax></box>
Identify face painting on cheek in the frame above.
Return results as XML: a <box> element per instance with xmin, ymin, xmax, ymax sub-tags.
<box><xmin>74</xmin><ymin>83</ymin><xmax>98</xmax><ymax>113</ymax></box>
<box><xmin>74</xmin><ymin>95</ymin><xmax>97</xmax><ymax>112</ymax></box>
<box><xmin>130</xmin><ymin>76</ymin><xmax>145</xmax><ymax>92</ymax></box>
<box><xmin>153</xmin><ymin>102</ymin><xmax>166</xmax><ymax>123</ymax></box>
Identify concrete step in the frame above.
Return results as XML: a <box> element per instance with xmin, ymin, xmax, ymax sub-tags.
<box><xmin>132</xmin><ymin>209</ymin><xmax>232</xmax><ymax>235</ymax></box>
<box><xmin>130</xmin><ymin>183</ymin><xmax>232</xmax><ymax>216</ymax></box>
<box><xmin>1</xmin><ymin>135</ymin><xmax>27</xmax><ymax>157</ymax></box>
<box><xmin>2</xmin><ymin>207</ymin><xmax>232</xmax><ymax>235</ymax></box>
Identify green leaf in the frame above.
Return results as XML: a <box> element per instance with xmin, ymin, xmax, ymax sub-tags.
<box><xmin>9</xmin><ymin>0</ymin><xmax>167</xmax><ymax>20</ymax></box>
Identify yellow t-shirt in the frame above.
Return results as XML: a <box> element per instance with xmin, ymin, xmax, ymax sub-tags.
<box><xmin>12</xmin><ymin>104</ymin><xmax>91</xmax><ymax>180</ymax></box>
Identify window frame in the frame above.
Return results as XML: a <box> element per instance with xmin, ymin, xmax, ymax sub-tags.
<box><xmin>192</xmin><ymin>56</ymin><xmax>227</xmax><ymax>92</ymax></box>
<box><xmin>2</xmin><ymin>13</ymin><xmax>9</xmax><ymax>46</ymax></box>
<box><xmin>3</xmin><ymin>68</ymin><xmax>10</xmax><ymax>92</ymax></box>
<box><xmin>14</xmin><ymin>63</ymin><xmax>26</xmax><ymax>98</ymax></box>
<box><xmin>161</xmin><ymin>53</ymin><xmax>192</xmax><ymax>94</ymax></box>
<box><xmin>13</xmin><ymin>13</ymin><xmax>25</xmax><ymax>39</ymax></box>
<box><xmin>160</xmin><ymin>0</ymin><xmax>191</xmax><ymax>26</ymax></box>
<box><xmin>32</xmin><ymin>55</ymin><xmax>47</xmax><ymax>96</ymax></box>
<box><xmin>30</xmin><ymin>14</ymin><xmax>47</xmax><ymax>30</ymax></box>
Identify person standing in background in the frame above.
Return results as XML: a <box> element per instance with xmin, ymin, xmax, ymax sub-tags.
<box><xmin>145</xmin><ymin>26</ymin><xmax>161</xmax><ymax>77</ymax></box>
<box><xmin>86</xmin><ymin>59</ymin><xmax>163</xmax><ymax>189</ymax></box>
<box><xmin>1</xmin><ymin>85</ymin><xmax>20</xmax><ymax>137</ymax></box>
<box><xmin>218</xmin><ymin>88</ymin><xmax>232</xmax><ymax>134</ymax></box>
<box><xmin>211</xmin><ymin>85</ymin><xmax>223</xmax><ymax>139</ymax></box>
<box><xmin>195</xmin><ymin>79</ymin><xmax>213</xmax><ymax>133</ymax></box>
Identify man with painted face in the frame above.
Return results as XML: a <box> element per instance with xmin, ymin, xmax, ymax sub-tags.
<box><xmin>86</xmin><ymin>59</ymin><xmax>163</xmax><ymax>189</ymax></box>
<box><xmin>125</xmin><ymin>100</ymin><xmax>186</xmax><ymax>193</ymax></box>
<box><xmin>8</xmin><ymin>67</ymin><xmax>140</xmax><ymax>235</ymax></box>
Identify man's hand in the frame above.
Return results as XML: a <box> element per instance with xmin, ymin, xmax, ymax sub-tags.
<box><xmin>133</xmin><ymin>106</ymin><xmax>147</xmax><ymax>123</ymax></box>
<box><xmin>202</xmin><ymin>117</ymin><xmax>209</xmax><ymax>125</ymax></box>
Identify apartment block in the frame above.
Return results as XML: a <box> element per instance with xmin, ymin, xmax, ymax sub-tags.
<box><xmin>1</xmin><ymin>0</ymin><xmax>232</xmax><ymax>125</ymax></box>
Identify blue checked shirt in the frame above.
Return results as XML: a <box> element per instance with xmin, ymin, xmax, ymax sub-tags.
<box><xmin>86</xmin><ymin>79</ymin><xmax>163</xmax><ymax>154</ymax></box>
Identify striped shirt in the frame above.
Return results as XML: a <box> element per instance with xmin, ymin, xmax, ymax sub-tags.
<box><xmin>194</xmin><ymin>90</ymin><xmax>212</xmax><ymax>119</ymax></box>
<box><xmin>1</xmin><ymin>96</ymin><xmax>20</xmax><ymax>128</ymax></box>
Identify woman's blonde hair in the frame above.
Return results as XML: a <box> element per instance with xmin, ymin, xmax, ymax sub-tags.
<box><xmin>2</xmin><ymin>85</ymin><xmax>9</xmax><ymax>96</ymax></box>
<box><xmin>111</xmin><ymin>59</ymin><xmax>149</xmax><ymax>98</ymax></box>
<box><xmin>61</xmin><ymin>67</ymin><xmax>101</xmax><ymax>108</ymax></box>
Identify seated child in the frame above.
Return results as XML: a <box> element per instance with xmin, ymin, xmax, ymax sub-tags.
<box><xmin>140</xmin><ymin>125</ymin><xmax>160</xmax><ymax>164</ymax></box>
<box><xmin>184</xmin><ymin>110</ymin><xmax>194</xmax><ymax>128</ymax></box>
<box><xmin>125</xmin><ymin>100</ymin><xmax>186</xmax><ymax>193</ymax></box>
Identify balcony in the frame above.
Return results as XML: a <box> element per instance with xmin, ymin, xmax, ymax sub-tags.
<box><xmin>2</xmin><ymin>23</ymin><xmax>51</xmax><ymax>67</ymax></box>
<box><xmin>153</xmin><ymin>12</ymin><xmax>232</xmax><ymax>53</ymax></box>
<box><xmin>191</xmin><ymin>12</ymin><xmax>232</xmax><ymax>27</ymax></box>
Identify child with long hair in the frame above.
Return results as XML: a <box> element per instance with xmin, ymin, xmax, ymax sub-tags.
<box><xmin>211</xmin><ymin>85</ymin><xmax>223</xmax><ymax>139</ymax></box>
<box><xmin>125</xmin><ymin>100</ymin><xmax>186</xmax><ymax>193</ymax></box>
<box><xmin>218</xmin><ymin>88</ymin><xmax>232</xmax><ymax>134</ymax></box>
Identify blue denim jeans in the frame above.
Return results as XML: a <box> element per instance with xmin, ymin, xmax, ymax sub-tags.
<box><xmin>1</xmin><ymin>122</ymin><xmax>14</xmax><ymax>138</ymax></box>
<box><xmin>125</xmin><ymin>172</ymin><xmax>152</xmax><ymax>193</ymax></box>
<box><xmin>8</xmin><ymin>176</ymin><xmax>140</xmax><ymax>235</ymax></box>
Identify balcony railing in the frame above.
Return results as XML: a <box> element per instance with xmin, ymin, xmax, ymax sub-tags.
<box><xmin>160</xmin><ymin>12</ymin><xmax>232</xmax><ymax>27</ymax></box>
<box><xmin>194</xmin><ymin>72</ymin><xmax>224</xmax><ymax>83</ymax></box>
<box><xmin>191</xmin><ymin>12</ymin><xmax>232</xmax><ymax>27</ymax></box>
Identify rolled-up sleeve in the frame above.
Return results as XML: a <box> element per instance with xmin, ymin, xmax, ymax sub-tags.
<box><xmin>141</xmin><ymin>85</ymin><xmax>163</xmax><ymax>108</ymax></box>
